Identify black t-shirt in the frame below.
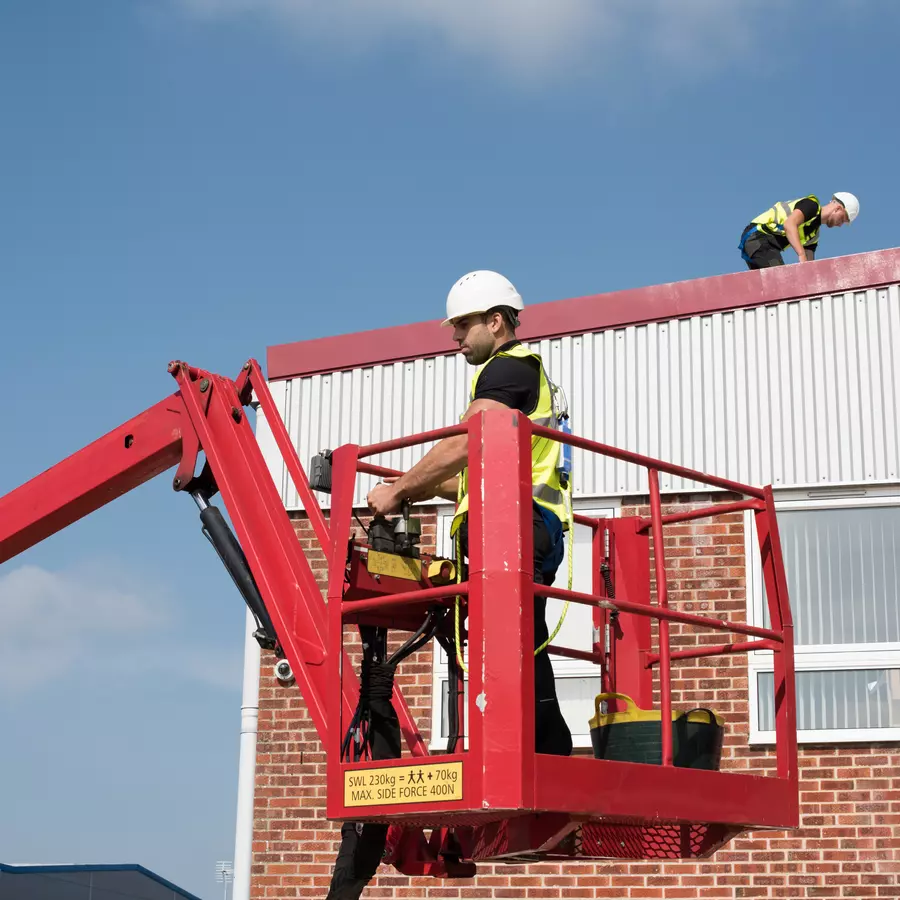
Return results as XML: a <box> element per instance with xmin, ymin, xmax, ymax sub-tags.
<box><xmin>793</xmin><ymin>198</ymin><xmax>820</xmax><ymax>225</ymax></box>
<box><xmin>472</xmin><ymin>341</ymin><xmax>540</xmax><ymax>415</ymax></box>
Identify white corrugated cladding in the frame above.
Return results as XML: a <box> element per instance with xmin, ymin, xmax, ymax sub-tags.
<box><xmin>258</xmin><ymin>285</ymin><xmax>900</xmax><ymax>509</ymax></box>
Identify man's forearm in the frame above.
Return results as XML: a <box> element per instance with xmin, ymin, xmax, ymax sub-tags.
<box><xmin>784</xmin><ymin>222</ymin><xmax>807</xmax><ymax>261</ymax></box>
<box><xmin>433</xmin><ymin>476</ymin><xmax>460</xmax><ymax>502</ymax></box>
<box><xmin>401</xmin><ymin>476</ymin><xmax>459</xmax><ymax>504</ymax></box>
<box><xmin>389</xmin><ymin>436</ymin><xmax>467</xmax><ymax>503</ymax></box>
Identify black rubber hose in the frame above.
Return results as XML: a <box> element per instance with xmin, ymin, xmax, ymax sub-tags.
<box><xmin>200</xmin><ymin>505</ymin><xmax>278</xmax><ymax>645</ymax></box>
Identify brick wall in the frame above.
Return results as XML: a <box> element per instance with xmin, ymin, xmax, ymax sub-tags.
<box><xmin>251</xmin><ymin>499</ymin><xmax>900</xmax><ymax>899</ymax></box>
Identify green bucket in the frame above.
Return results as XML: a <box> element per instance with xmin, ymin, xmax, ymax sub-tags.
<box><xmin>589</xmin><ymin>692</ymin><xmax>724</xmax><ymax>770</ymax></box>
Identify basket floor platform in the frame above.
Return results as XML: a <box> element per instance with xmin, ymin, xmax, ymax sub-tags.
<box><xmin>372</xmin><ymin>754</ymin><xmax>797</xmax><ymax>869</ymax></box>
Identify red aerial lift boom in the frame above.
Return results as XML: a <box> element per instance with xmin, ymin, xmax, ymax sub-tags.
<box><xmin>0</xmin><ymin>358</ymin><xmax>799</xmax><ymax>877</ymax></box>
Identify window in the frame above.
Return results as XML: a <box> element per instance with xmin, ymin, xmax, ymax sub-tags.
<box><xmin>430</xmin><ymin>504</ymin><xmax>616</xmax><ymax>751</ymax></box>
<box><xmin>747</xmin><ymin>492</ymin><xmax>900</xmax><ymax>743</ymax></box>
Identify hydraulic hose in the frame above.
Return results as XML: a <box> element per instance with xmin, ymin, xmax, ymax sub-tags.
<box><xmin>198</xmin><ymin>503</ymin><xmax>278</xmax><ymax>649</ymax></box>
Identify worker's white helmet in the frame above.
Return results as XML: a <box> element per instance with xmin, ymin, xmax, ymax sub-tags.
<box><xmin>442</xmin><ymin>270</ymin><xmax>524</xmax><ymax>327</ymax></box>
<box><xmin>833</xmin><ymin>191</ymin><xmax>860</xmax><ymax>223</ymax></box>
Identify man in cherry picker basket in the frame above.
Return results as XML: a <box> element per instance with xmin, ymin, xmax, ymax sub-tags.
<box><xmin>327</xmin><ymin>270</ymin><xmax>573</xmax><ymax>899</ymax></box>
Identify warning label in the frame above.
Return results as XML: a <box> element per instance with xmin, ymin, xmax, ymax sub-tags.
<box><xmin>343</xmin><ymin>761</ymin><xmax>463</xmax><ymax>807</ymax></box>
<box><xmin>366</xmin><ymin>550</ymin><xmax>421</xmax><ymax>582</ymax></box>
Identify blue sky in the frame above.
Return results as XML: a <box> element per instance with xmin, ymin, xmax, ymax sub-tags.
<box><xmin>0</xmin><ymin>1</ymin><xmax>897</xmax><ymax>896</ymax></box>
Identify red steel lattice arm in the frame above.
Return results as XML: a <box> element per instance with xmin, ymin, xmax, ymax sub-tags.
<box><xmin>0</xmin><ymin>358</ymin><xmax>429</xmax><ymax>759</ymax></box>
<box><xmin>0</xmin><ymin>394</ymin><xmax>187</xmax><ymax>564</ymax></box>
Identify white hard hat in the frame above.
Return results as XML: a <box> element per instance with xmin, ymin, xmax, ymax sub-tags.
<box><xmin>833</xmin><ymin>191</ymin><xmax>860</xmax><ymax>223</ymax></box>
<box><xmin>442</xmin><ymin>270</ymin><xmax>524</xmax><ymax>327</ymax></box>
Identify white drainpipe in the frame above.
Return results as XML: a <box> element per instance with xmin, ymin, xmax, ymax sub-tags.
<box><xmin>233</xmin><ymin>606</ymin><xmax>261</xmax><ymax>900</ymax></box>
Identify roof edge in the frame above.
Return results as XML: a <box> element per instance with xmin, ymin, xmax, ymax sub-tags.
<box><xmin>0</xmin><ymin>863</ymin><xmax>204</xmax><ymax>900</ymax></box>
<box><xmin>266</xmin><ymin>247</ymin><xmax>900</xmax><ymax>381</ymax></box>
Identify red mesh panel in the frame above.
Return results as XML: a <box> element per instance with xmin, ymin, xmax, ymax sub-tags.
<box><xmin>383</xmin><ymin>815</ymin><xmax>743</xmax><ymax>873</ymax></box>
<box><xmin>579</xmin><ymin>821</ymin><xmax>739</xmax><ymax>859</ymax></box>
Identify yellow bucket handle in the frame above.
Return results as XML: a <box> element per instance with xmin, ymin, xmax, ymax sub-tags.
<box><xmin>594</xmin><ymin>692</ymin><xmax>724</xmax><ymax>727</ymax></box>
<box><xmin>593</xmin><ymin>692</ymin><xmax>639</xmax><ymax>720</ymax></box>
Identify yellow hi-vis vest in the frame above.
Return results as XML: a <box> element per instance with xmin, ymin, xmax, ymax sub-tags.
<box><xmin>450</xmin><ymin>343</ymin><xmax>566</xmax><ymax>537</ymax></box>
<box><xmin>750</xmin><ymin>195</ymin><xmax>821</xmax><ymax>247</ymax></box>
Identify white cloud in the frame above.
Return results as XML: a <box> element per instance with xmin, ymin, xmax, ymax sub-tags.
<box><xmin>172</xmin><ymin>0</ymin><xmax>757</xmax><ymax>79</ymax></box>
<box><xmin>0</xmin><ymin>562</ymin><xmax>167</xmax><ymax>692</ymax></box>
<box><xmin>108</xmin><ymin>643</ymin><xmax>245</xmax><ymax>691</ymax></box>
<box><xmin>0</xmin><ymin>563</ymin><xmax>242</xmax><ymax>695</ymax></box>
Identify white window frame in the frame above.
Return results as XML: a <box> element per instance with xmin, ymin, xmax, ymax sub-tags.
<box><xmin>429</xmin><ymin>499</ymin><xmax>620</xmax><ymax>752</ymax></box>
<box><xmin>746</xmin><ymin>487</ymin><xmax>900</xmax><ymax>745</ymax></box>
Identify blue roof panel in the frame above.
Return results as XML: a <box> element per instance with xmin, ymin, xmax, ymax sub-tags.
<box><xmin>0</xmin><ymin>863</ymin><xmax>204</xmax><ymax>900</ymax></box>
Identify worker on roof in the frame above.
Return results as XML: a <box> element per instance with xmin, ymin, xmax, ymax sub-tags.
<box><xmin>367</xmin><ymin>268</ymin><xmax>573</xmax><ymax>755</ymax></box>
<box><xmin>738</xmin><ymin>192</ymin><xmax>859</xmax><ymax>269</ymax></box>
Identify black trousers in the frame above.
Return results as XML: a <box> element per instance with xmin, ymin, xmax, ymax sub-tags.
<box><xmin>325</xmin><ymin>665</ymin><xmax>399</xmax><ymax>900</ymax></box>
<box><xmin>745</xmin><ymin>243</ymin><xmax>785</xmax><ymax>269</ymax></box>
<box><xmin>740</xmin><ymin>227</ymin><xmax>785</xmax><ymax>270</ymax></box>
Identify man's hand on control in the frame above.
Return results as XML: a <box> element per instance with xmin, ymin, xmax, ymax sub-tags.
<box><xmin>367</xmin><ymin>482</ymin><xmax>403</xmax><ymax>517</ymax></box>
